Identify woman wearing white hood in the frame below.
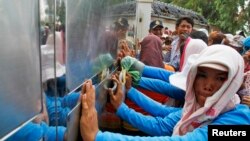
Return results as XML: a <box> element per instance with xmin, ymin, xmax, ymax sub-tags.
<box><xmin>80</xmin><ymin>45</ymin><xmax>250</xmax><ymax>140</ymax></box>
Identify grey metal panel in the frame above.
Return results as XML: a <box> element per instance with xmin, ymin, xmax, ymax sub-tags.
<box><xmin>66</xmin><ymin>68</ymin><xmax>118</xmax><ymax>141</ymax></box>
<box><xmin>66</xmin><ymin>1</ymin><xmax>126</xmax><ymax>140</ymax></box>
<box><xmin>0</xmin><ymin>0</ymin><xmax>41</xmax><ymax>138</ymax></box>
<box><xmin>66</xmin><ymin>0</ymin><xmax>117</xmax><ymax>91</ymax></box>
<box><xmin>66</xmin><ymin>102</ymin><xmax>81</xmax><ymax>141</ymax></box>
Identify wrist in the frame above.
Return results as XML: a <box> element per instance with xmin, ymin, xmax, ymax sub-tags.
<box><xmin>115</xmin><ymin>101</ymin><xmax>122</xmax><ymax>110</ymax></box>
<box><xmin>125</xmin><ymin>86</ymin><xmax>131</xmax><ymax>93</ymax></box>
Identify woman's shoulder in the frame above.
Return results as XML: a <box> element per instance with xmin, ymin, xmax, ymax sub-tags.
<box><xmin>213</xmin><ymin>104</ymin><xmax>250</xmax><ymax>125</ymax></box>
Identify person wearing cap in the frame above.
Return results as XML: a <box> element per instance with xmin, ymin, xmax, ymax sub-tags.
<box><xmin>97</xmin><ymin>17</ymin><xmax>136</xmax><ymax>131</ymax></box>
<box><xmin>101</xmin><ymin>17</ymin><xmax>132</xmax><ymax>54</ymax></box>
<box><xmin>114</xmin><ymin>17</ymin><xmax>130</xmax><ymax>40</ymax></box>
<box><xmin>113</xmin><ymin>17</ymin><xmax>136</xmax><ymax>56</ymax></box>
<box><xmin>139</xmin><ymin>22</ymin><xmax>166</xmax><ymax>69</ymax></box>
<box><xmin>225</xmin><ymin>34</ymin><xmax>245</xmax><ymax>54</ymax></box>
<box><xmin>149</xmin><ymin>20</ymin><xmax>164</xmax><ymax>38</ymax></box>
<box><xmin>80</xmin><ymin>45</ymin><xmax>250</xmax><ymax>140</ymax></box>
<box><xmin>145</xmin><ymin>20</ymin><xmax>175</xmax><ymax>71</ymax></box>
<box><xmin>114</xmin><ymin>17</ymin><xmax>135</xmax><ymax>51</ymax></box>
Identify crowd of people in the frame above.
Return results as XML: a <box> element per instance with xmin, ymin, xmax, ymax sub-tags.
<box><xmin>80</xmin><ymin>45</ymin><xmax>250</xmax><ymax>140</ymax></box>
<box><xmin>79</xmin><ymin>16</ymin><xmax>250</xmax><ymax>141</ymax></box>
<box><xmin>7</xmin><ymin>15</ymin><xmax>250</xmax><ymax>141</ymax></box>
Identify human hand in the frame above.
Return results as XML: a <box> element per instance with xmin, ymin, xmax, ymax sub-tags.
<box><xmin>130</xmin><ymin>49</ymin><xmax>136</xmax><ymax>57</ymax></box>
<box><xmin>117</xmin><ymin>40</ymin><xmax>132</xmax><ymax>68</ymax></box>
<box><xmin>163</xmin><ymin>45</ymin><xmax>172</xmax><ymax>52</ymax></box>
<box><xmin>108</xmin><ymin>75</ymin><xmax>124</xmax><ymax>110</ymax></box>
<box><xmin>33</xmin><ymin>100</ymin><xmax>49</xmax><ymax>124</ymax></box>
<box><xmin>179</xmin><ymin>33</ymin><xmax>189</xmax><ymax>40</ymax></box>
<box><xmin>80</xmin><ymin>80</ymin><xmax>99</xmax><ymax>141</ymax></box>
<box><xmin>241</xmin><ymin>95</ymin><xmax>250</xmax><ymax>107</ymax></box>
<box><xmin>125</xmin><ymin>72</ymin><xmax>132</xmax><ymax>92</ymax></box>
<box><xmin>118</xmin><ymin>40</ymin><xmax>134</xmax><ymax>58</ymax></box>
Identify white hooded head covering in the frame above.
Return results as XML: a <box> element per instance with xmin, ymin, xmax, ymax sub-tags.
<box><xmin>173</xmin><ymin>45</ymin><xmax>244</xmax><ymax>135</ymax></box>
<box><xmin>41</xmin><ymin>33</ymin><xmax>65</xmax><ymax>82</ymax></box>
<box><xmin>169</xmin><ymin>39</ymin><xmax>207</xmax><ymax>90</ymax></box>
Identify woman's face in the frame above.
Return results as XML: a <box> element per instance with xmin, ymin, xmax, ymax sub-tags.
<box><xmin>194</xmin><ymin>67</ymin><xmax>228</xmax><ymax>107</ymax></box>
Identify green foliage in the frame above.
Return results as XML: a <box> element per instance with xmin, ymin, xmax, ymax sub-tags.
<box><xmin>56</xmin><ymin>0</ymin><xmax>65</xmax><ymax>25</ymax></box>
<box><xmin>161</xmin><ymin>0</ymin><xmax>250</xmax><ymax>34</ymax></box>
<box><xmin>108</xmin><ymin>0</ymin><xmax>132</xmax><ymax>5</ymax></box>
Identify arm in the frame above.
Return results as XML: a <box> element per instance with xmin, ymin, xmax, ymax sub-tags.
<box><xmin>98</xmin><ymin>104</ymin><xmax>250</xmax><ymax>141</ymax></box>
<box><xmin>127</xmin><ymin>87</ymin><xmax>181</xmax><ymax>117</ymax></box>
<box><xmin>212</xmin><ymin>104</ymin><xmax>250</xmax><ymax>124</ymax></box>
<box><xmin>46</xmin><ymin>95</ymin><xmax>71</xmax><ymax>127</ymax></box>
<box><xmin>95</xmin><ymin>125</ymin><xmax>208</xmax><ymax>141</ymax></box>
<box><xmin>121</xmin><ymin>56</ymin><xmax>173</xmax><ymax>84</ymax></box>
<box><xmin>6</xmin><ymin>122</ymin><xmax>66</xmax><ymax>141</ymax></box>
<box><xmin>61</xmin><ymin>92</ymin><xmax>80</xmax><ymax>109</ymax></box>
<box><xmin>6</xmin><ymin>122</ymin><xmax>44</xmax><ymax>141</ymax></box>
<box><xmin>116</xmin><ymin>103</ymin><xmax>181</xmax><ymax>136</ymax></box>
<box><xmin>109</xmin><ymin>76</ymin><xmax>181</xmax><ymax>135</ymax></box>
<box><xmin>96</xmin><ymin>131</ymin><xmax>168</xmax><ymax>141</ymax></box>
<box><xmin>45</xmin><ymin>124</ymin><xmax>66</xmax><ymax>141</ymax></box>
<box><xmin>142</xmin><ymin>66</ymin><xmax>174</xmax><ymax>82</ymax></box>
<box><xmin>138</xmin><ymin>77</ymin><xmax>185</xmax><ymax>101</ymax></box>
<box><xmin>79</xmin><ymin>80</ymin><xmax>211</xmax><ymax>141</ymax></box>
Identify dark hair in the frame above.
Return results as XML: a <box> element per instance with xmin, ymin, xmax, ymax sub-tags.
<box><xmin>190</xmin><ymin>31</ymin><xmax>208</xmax><ymax>44</ymax></box>
<box><xmin>165</xmin><ymin>36</ymin><xmax>173</xmax><ymax>45</ymax></box>
<box><xmin>114</xmin><ymin>17</ymin><xmax>129</xmax><ymax>31</ymax></box>
<box><xmin>239</xmin><ymin>31</ymin><xmax>246</xmax><ymax>38</ymax></box>
<box><xmin>209</xmin><ymin>31</ymin><xmax>229</xmax><ymax>45</ymax></box>
<box><xmin>60</xmin><ymin>24</ymin><xmax>65</xmax><ymax>33</ymax></box>
<box><xmin>176</xmin><ymin>16</ymin><xmax>194</xmax><ymax>27</ymax></box>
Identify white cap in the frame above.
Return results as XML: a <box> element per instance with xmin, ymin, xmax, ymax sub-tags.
<box><xmin>199</xmin><ymin>63</ymin><xmax>228</xmax><ymax>72</ymax></box>
<box><xmin>169</xmin><ymin>54</ymin><xmax>198</xmax><ymax>90</ymax></box>
<box><xmin>225</xmin><ymin>34</ymin><xmax>245</xmax><ymax>48</ymax></box>
<box><xmin>170</xmin><ymin>56</ymin><xmax>228</xmax><ymax>91</ymax></box>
